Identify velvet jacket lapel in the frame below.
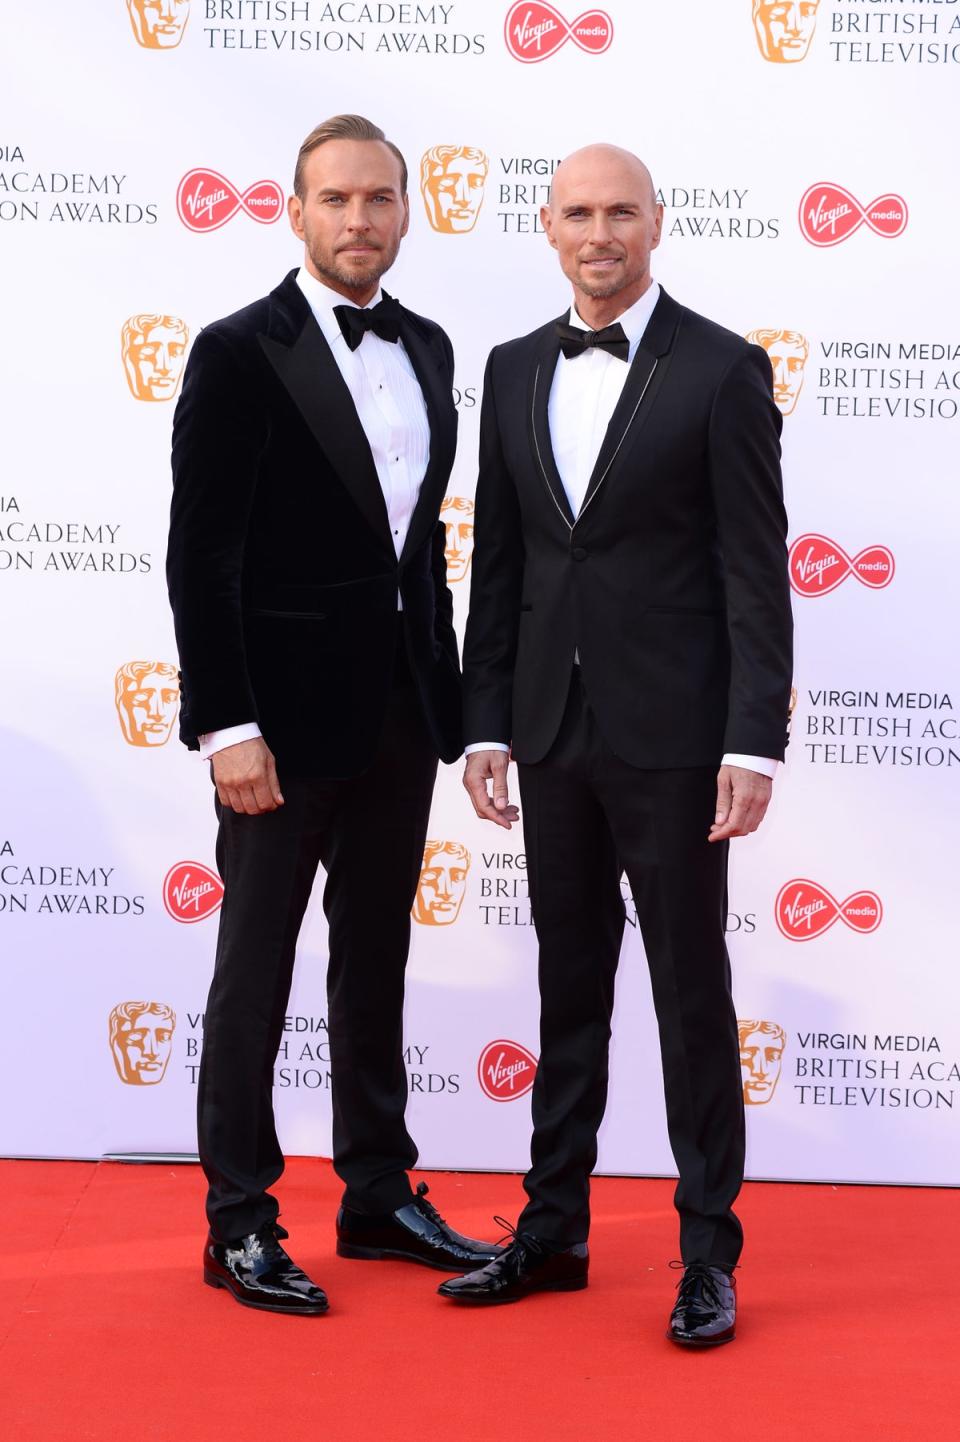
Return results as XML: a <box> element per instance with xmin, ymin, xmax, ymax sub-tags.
<box><xmin>396</xmin><ymin>313</ymin><xmax>456</xmax><ymax>567</ymax></box>
<box><xmin>257</xmin><ymin>272</ymin><xmax>394</xmax><ymax>558</ymax></box>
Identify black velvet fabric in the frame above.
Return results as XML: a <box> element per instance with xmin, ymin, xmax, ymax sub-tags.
<box><xmin>167</xmin><ymin>270</ymin><xmax>462</xmax><ymax>778</ymax></box>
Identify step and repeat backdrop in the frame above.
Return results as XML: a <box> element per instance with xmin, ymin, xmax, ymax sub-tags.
<box><xmin>1</xmin><ymin>1</ymin><xmax>958</xmax><ymax>1185</ymax></box>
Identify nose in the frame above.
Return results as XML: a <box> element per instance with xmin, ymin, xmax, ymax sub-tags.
<box><xmin>586</xmin><ymin>213</ymin><xmax>614</xmax><ymax>248</ymax></box>
<box><xmin>147</xmin><ymin>692</ymin><xmax>163</xmax><ymax>717</ymax></box>
<box><xmin>453</xmin><ymin>176</ymin><xmax>469</xmax><ymax>207</ymax></box>
<box><xmin>344</xmin><ymin>199</ymin><xmax>371</xmax><ymax>234</ymax></box>
<box><xmin>786</xmin><ymin>3</ymin><xmax>802</xmax><ymax>34</ymax></box>
<box><xmin>154</xmin><ymin>344</ymin><xmax>171</xmax><ymax>377</ymax></box>
<box><xmin>772</xmin><ymin>357</ymin><xmax>789</xmax><ymax>389</ymax></box>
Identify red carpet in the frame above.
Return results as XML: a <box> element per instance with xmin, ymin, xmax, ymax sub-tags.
<box><xmin>1</xmin><ymin>1159</ymin><xmax>956</xmax><ymax>1441</ymax></box>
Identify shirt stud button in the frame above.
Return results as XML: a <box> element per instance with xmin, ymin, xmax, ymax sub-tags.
<box><xmin>572</xmin><ymin>546</ymin><xmax>588</xmax><ymax>562</ymax></box>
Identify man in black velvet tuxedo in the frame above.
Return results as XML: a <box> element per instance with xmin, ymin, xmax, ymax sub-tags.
<box><xmin>167</xmin><ymin>114</ymin><xmax>500</xmax><ymax>1315</ymax></box>
<box><xmin>438</xmin><ymin>145</ymin><xmax>793</xmax><ymax>1345</ymax></box>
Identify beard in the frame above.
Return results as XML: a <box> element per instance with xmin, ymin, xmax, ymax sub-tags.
<box><xmin>573</xmin><ymin>254</ymin><xmax>647</xmax><ymax>301</ymax></box>
<box><xmin>306</xmin><ymin>233</ymin><xmax>398</xmax><ymax>293</ymax></box>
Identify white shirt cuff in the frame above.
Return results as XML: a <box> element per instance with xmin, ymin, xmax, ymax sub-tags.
<box><xmin>198</xmin><ymin>722</ymin><xmax>263</xmax><ymax>760</ymax></box>
<box><xmin>465</xmin><ymin>742</ymin><xmax>510</xmax><ymax>755</ymax></box>
<box><xmin>722</xmin><ymin>753</ymin><xmax>778</xmax><ymax>779</ymax></box>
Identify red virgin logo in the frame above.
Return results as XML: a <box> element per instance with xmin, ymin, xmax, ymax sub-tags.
<box><xmin>504</xmin><ymin>3</ymin><xmax>613</xmax><ymax>62</ymax></box>
<box><xmin>478</xmin><ymin>1040</ymin><xmax>538</xmax><ymax>1101</ymax></box>
<box><xmin>176</xmin><ymin>169</ymin><xmax>284</xmax><ymax>233</ymax></box>
<box><xmin>776</xmin><ymin>880</ymin><xmax>882</xmax><ymax>941</ymax></box>
<box><xmin>163</xmin><ymin>861</ymin><xmax>224</xmax><ymax>923</ymax></box>
<box><xmin>799</xmin><ymin>183</ymin><xmax>908</xmax><ymax>248</ymax></box>
<box><xmin>788</xmin><ymin>534</ymin><xmax>894</xmax><ymax>597</ymax></box>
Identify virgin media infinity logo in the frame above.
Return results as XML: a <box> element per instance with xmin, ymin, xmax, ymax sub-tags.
<box><xmin>776</xmin><ymin>880</ymin><xmax>883</xmax><ymax>941</ymax></box>
<box><xmin>799</xmin><ymin>183</ymin><xmax>908</xmax><ymax>248</ymax></box>
<box><xmin>163</xmin><ymin>861</ymin><xmax>224</xmax><ymax>923</ymax></box>
<box><xmin>478</xmin><ymin>1040</ymin><xmax>538</xmax><ymax>1100</ymax></box>
<box><xmin>176</xmin><ymin>169</ymin><xmax>284</xmax><ymax>233</ymax></box>
<box><xmin>504</xmin><ymin>2</ymin><xmax>613</xmax><ymax>62</ymax></box>
<box><xmin>788</xmin><ymin>534</ymin><xmax>894</xmax><ymax>597</ymax></box>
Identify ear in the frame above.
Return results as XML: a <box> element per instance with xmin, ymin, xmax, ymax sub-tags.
<box><xmin>287</xmin><ymin>192</ymin><xmax>305</xmax><ymax>241</ymax></box>
<box><xmin>540</xmin><ymin>205</ymin><xmax>558</xmax><ymax>250</ymax></box>
<box><xmin>400</xmin><ymin>192</ymin><xmax>411</xmax><ymax>238</ymax></box>
<box><xmin>650</xmin><ymin>203</ymin><xmax>664</xmax><ymax>251</ymax></box>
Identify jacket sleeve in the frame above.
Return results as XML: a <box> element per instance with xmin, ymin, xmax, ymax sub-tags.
<box><xmin>166</xmin><ymin>327</ymin><xmax>267</xmax><ymax>746</ymax></box>
<box><xmin>461</xmin><ymin>347</ymin><xmax>525</xmax><ymax>746</ymax></box>
<box><xmin>708</xmin><ymin>344</ymin><xmax>794</xmax><ymax>760</ymax></box>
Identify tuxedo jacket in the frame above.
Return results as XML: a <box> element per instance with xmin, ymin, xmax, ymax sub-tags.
<box><xmin>462</xmin><ymin>287</ymin><xmax>793</xmax><ymax>768</ymax></box>
<box><xmin>167</xmin><ymin>269</ymin><xmax>461</xmax><ymax>778</ymax></box>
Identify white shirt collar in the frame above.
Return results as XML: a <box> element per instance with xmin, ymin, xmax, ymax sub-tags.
<box><xmin>566</xmin><ymin>279</ymin><xmax>660</xmax><ymax>352</ymax></box>
<box><xmin>295</xmin><ymin>265</ymin><xmax>383</xmax><ymax>349</ymax></box>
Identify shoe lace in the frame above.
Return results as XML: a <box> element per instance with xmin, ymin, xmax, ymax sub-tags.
<box><xmin>492</xmin><ymin>1216</ymin><xmax>549</xmax><ymax>1261</ymax></box>
<box><xmin>414</xmin><ymin>1181</ymin><xmax>447</xmax><ymax>1228</ymax></box>
<box><xmin>255</xmin><ymin>1221</ymin><xmax>290</xmax><ymax>1247</ymax></box>
<box><xmin>669</xmin><ymin>1260</ymin><xmax>734</xmax><ymax>1308</ymax></box>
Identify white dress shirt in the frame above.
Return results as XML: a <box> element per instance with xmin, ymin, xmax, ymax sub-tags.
<box><xmin>199</xmin><ymin>267</ymin><xmax>431</xmax><ymax>761</ymax></box>
<box><xmin>467</xmin><ymin>281</ymin><xmax>777</xmax><ymax>780</ymax></box>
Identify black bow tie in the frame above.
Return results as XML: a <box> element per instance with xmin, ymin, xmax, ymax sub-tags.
<box><xmin>334</xmin><ymin>295</ymin><xmax>402</xmax><ymax>351</ymax></box>
<box><xmin>556</xmin><ymin>319</ymin><xmax>629</xmax><ymax>363</ymax></box>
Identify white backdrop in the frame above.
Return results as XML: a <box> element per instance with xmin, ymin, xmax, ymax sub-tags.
<box><xmin>2</xmin><ymin>1</ymin><xmax>958</xmax><ymax>1186</ymax></box>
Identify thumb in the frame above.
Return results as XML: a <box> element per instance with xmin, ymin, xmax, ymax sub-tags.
<box><xmin>267</xmin><ymin>753</ymin><xmax>284</xmax><ymax>806</ymax></box>
<box><xmin>491</xmin><ymin>755</ymin><xmax>510</xmax><ymax>810</ymax></box>
<box><xmin>715</xmin><ymin>770</ymin><xmax>732</xmax><ymax>825</ymax></box>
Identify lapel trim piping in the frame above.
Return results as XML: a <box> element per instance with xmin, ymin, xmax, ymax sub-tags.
<box><xmin>531</xmin><ymin>361</ymin><xmax>574</xmax><ymax>535</ymax></box>
<box><xmin>573</xmin><ymin>358</ymin><xmax>659</xmax><ymax>530</ymax></box>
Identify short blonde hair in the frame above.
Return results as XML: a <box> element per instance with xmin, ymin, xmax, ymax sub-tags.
<box><xmin>294</xmin><ymin>114</ymin><xmax>408</xmax><ymax>200</ymax></box>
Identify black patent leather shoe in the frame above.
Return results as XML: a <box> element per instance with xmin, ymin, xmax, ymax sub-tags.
<box><xmin>204</xmin><ymin>1223</ymin><xmax>329</xmax><ymax>1315</ymax></box>
<box><xmin>336</xmin><ymin>1181</ymin><xmax>503</xmax><ymax>1272</ymax></box>
<box><xmin>437</xmin><ymin>1230</ymin><xmax>588</xmax><ymax>1305</ymax></box>
<box><xmin>667</xmin><ymin>1262</ymin><xmax>736</xmax><ymax>1346</ymax></box>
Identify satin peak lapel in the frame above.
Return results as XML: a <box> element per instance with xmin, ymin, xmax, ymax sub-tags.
<box><xmin>577</xmin><ymin>290</ymin><xmax>682</xmax><ymax>523</ymax></box>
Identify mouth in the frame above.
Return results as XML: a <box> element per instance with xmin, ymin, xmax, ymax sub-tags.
<box><xmin>580</xmin><ymin>256</ymin><xmax>622</xmax><ymax>269</ymax></box>
<box><xmin>338</xmin><ymin>245</ymin><xmax>381</xmax><ymax>256</ymax></box>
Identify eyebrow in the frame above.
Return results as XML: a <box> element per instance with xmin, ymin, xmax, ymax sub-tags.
<box><xmin>315</xmin><ymin>186</ymin><xmax>397</xmax><ymax>198</ymax></box>
<box><xmin>561</xmin><ymin>200</ymin><xmax>640</xmax><ymax>214</ymax></box>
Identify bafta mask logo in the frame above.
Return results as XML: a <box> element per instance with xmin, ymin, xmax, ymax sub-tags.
<box><xmin>420</xmin><ymin>147</ymin><xmax>489</xmax><ymax>235</ymax></box>
<box><xmin>746</xmin><ymin>329</ymin><xmax>809</xmax><ymax>416</ymax></box>
<box><xmin>127</xmin><ymin>0</ymin><xmax>190</xmax><ymax>49</ymax></box>
<box><xmin>440</xmin><ymin>496</ymin><xmax>475</xmax><ymax>583</ymax></box>
<box><xmin>752</xmin><ymin>1</ymin><xmax>820</xmax><ymax>64</ymax></box>
<box><xmin>121</xmin><ymin>314</ymin><xmax>189</xmax><ymax>402</ymax></box>
<box><xmin>114</xmin><ymin>663</ymin><xmax>179</xmax><ymax>749</ymax></box>
<box><xmin>115</xmin><ymin>661</ymin><xmax>180</xmax><ymax>747</ymax></box>
<box><xmin>109</xmin><ymin>1001</ymin><xmax>176</xmax><ymax>1086</ymax></box>
<box><xmin>738</xmin><ymin>1019</ymin><xmax>786</xmax><ymax>1105</ymax></box>
<box><xmin>412</xmin><ymin>840</ymin><xmax>471</xmax><ymax>926</ymax></box>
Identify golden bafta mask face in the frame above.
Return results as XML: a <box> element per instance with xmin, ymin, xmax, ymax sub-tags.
<box><xmin>115</xmin><ymin>663</ymin><xmax>180</xmax><ymax>747</ymax></box>
<box><xmin>127</xmin><ymin>0</ymin><xmax>191</xmax><ymax>49</ymax></box>
<box><xmin>110</xmin><ymin>1004</ymin><xmax>176</xmax><ymax>1086</ymax></box>
<box><xmin>121</xmin><ymin>316</ymin><xmax>189</xmax><ymax>402</ymax></box>
<box><xmin>421</xmin><ymin>148</ymin><xmax>489</xmax><ymax>234</ymax></box>
<box><xmin>747</xmin><ymin>330</ymin><xmax>808</xmax><ymax>415</ymax></box>
<box><xmin>739</xmin><ymin>1024</ymin><xmax>785</xmax><ymax>1105</ymax></box>
<box><xmin>753</xmin><ymin>1</ymin><xmax>820</xmax><ymax>64</ymax></box>
<box><xmin>440</xmin><ymin>498</ymin><xmax>475</xmax><ymax>583</ymax></box>
<box><xmin>412</xmin><ymin>843</ymin><xmax>470</xmax><ymax>925</ymax></box>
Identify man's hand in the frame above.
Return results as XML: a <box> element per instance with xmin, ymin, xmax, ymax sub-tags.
<box><xmin>463</xmin><ymin>750</ymin><xmax>520</xmax><ymax>830</ymax></box>
<box><xmin>212</xmin><ymin>738</ymin><xmax>284</xmax><ymax>816</ymax></box>
<box><xmin>709</xmin><ymin>764</ymin><xmax>772</xmax><ymax>842</ymax></box>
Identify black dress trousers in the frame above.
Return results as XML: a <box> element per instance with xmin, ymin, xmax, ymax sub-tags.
<box><xmin>197</xmin><ymin>649</ymin><xmax>438</xmax><ymax>1243</ymax></box>
<box><xmin>515</xmin><ymin>669</ymin><xmax>745</xmax><ymax>1268</ymax></box>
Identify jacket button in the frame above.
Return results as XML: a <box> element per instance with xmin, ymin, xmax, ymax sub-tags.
<box><xmin>572</xmin><ymin>547</ymin><xmax>588</xmax><ymax>562</ymax></box>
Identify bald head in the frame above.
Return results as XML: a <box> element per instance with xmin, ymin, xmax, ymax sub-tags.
<box><xmin>549</xmin><ymin>144</ymin><xmax>657</xmax><ymax>212</ymax></box>
<box><xmin>540</xmin><ymin>143</ymin><xmax>663</xmax><ymax>325</ymax></box>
